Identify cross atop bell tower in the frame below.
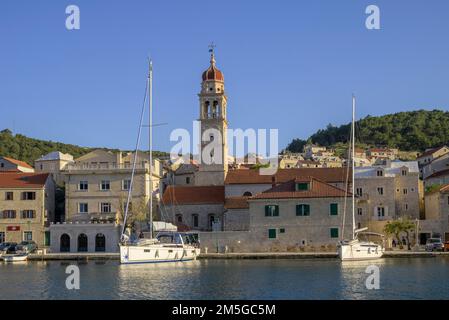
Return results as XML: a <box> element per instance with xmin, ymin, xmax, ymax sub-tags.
<box><xmin>195</xmin><ymin>45</ymin><xmax>228</xmax><ymax>186</ymax></box>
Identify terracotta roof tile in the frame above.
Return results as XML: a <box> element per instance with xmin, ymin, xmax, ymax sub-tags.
<box><xmin>225</xmin><ymin>168</ymin><xmax>350</xmax><ymax>185</ymax></box>
<box><xmin>225</xmin><ymin>196</ymin><xmax>249</xmax><ymax>209</ymax></box>
<box><xmin>250</xmin><ymin>176</ymin><xmax>349</xmax><ymax>200</ymax></box>
<box><xmin>0</xmin><ymin>172</ymin><xmax>49</xmax><ymax>188</ymax></box>
<box><xmin>2</xmin><ymin>157</ymin><xmax>33</xmax><ymax>169</ymax></box>
<box><xmin>162</xmin><ymin>185</ymin><xmax>224</xmax><ymax>205</ymax></box>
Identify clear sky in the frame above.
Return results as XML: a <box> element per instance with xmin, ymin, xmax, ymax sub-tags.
<box><xmin>1</xmin><ymin>0</ymin><xmax>449</xmax><ymax>153</ymax></box>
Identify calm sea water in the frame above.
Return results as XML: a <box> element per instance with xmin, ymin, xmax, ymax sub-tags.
<box><xmin>0</xmin><ymin>257</ymin><xmax>449</xmax><ymax>299</ymax></box>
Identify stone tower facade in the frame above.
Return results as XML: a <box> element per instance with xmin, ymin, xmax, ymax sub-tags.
<box><xmin>195</xmin><ymin>50</ymin><xmax>228</xmax><ymax>186</ymax></box>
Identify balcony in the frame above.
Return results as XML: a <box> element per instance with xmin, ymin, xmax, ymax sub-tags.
<box><xmin>69</xmin><ymin>212</ymin><xmax>118</xmax><ymax>223</ymax></box>
<box><xmin>64</xmin><ymin>163</ymin><xmax>160</xmax><ymax>175</ymax></box>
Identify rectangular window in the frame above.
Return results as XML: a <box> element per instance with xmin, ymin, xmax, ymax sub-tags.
<box><xmin>296</xmin><ymin>182</ymin><xmax>309</xmax><ymax>191</ymax></box>
<box><xmin>403</xmin><ymin>188</ymin><xmax>408</xmax><ymax>195</ymax></box>
<box><xmin>21</xmin><ymin>192</ymin><xmax>36</xmax><ymax>200</ymax></box>
<box><xmin>357</xmin><ymin>208</ymin><xmax>363</xmax><ymax>215</ymax></box>
<box><xmin>23</xmin><ymin>231</ymin><xmax>32</xmax><ymax>241</ymax></box>
<box><xmin>377</xmin><ymin>207</ymin><xmax>385</xmax><ymax>217</ymax></box>
<box><xmin>100</xmin><ymin>202</ymin><xmax>112</xmax><ymax>213</ymax></box>
<box><xmin>330</xmin><ymin>203</ymin><xmax>338</xmax><ymax>216</ymax></box>
<box><xmin>21</xmin><ymin>210</ymin><xmax>36</xmax><ymax>219</ymax></box>
<box><xmin>100</xmin><ymin>180</ymin><xmax>110</xmax><ymax>191</ymax></box>
<box><xmin>296</xmin><ymin>204</ymin><xmax>310</xmax><ymax>216</ymax></box>
<box><xmin>122</xmin><ymin>179</ymin><xmax>131</xmax><ymax>190</ymax></box>
<box><xmin>186</xmin><ymin>177</ymin><xmax>191</xmax><ymax>184</ymax></box>
<box><xmin>5</xmin><ymin>192</ymin><xmax>13</xmax><ymax>200</ymax></box>
<box><xmin>268</xmin><ymin>229</ymin><xmax>277</xmax><ymax>239</ymax></box>
<box><xmin>0</xmin><ymin>232</ymin><xmax>4</xmax><ymax>243</ymax></box>
<box><xmin>377</xmin><ymin>187</ymin><xmax>384</xmax><ymax>195</ymax></box>
<box><xmin>192</xmin><ymin>214</ymin><xmax>199</xmax><ymax>228</ymax></box>
<box><xmin>2</xmin><ymin>210</ymin><xmax>16</xmax><ymax>219</ymax></box>
<box><xmin>79</xmin><ymin>203</ymin><xmax>88</xmax><ymax>214</ymax></box>
<box><xmin>265</xmin><ymin>205</ymin><xmax>279</xmax><ymax>217</ymax></box>
<box><xmin>79</xmin><ymin>181</ymin><xmax>88</xmax><ymax>191</ymax></box>
<box><xmin>279</xmin><ymin>228</ymin><xmax>285</xmax><ymax>234</ymax></box>
<box><xmin>401</xmin><ymin>170</ymin><xmax>407</xmax><ymax>176</ymax></box>
<box><xmin>376</xmin><ymin>170</ymin><xmax>383</xmax><ymax>177</ymax></box>
<box><xmin>330</xmin><ymin>228</ymin><xmax>339</xmax><ymax>238</ymax></box>
<box><xmin>404</xmin><ymin>203</ymin><xmax>408</xmax><ymax>211</ymax></box>
<box><xmin>356</xmin><ymin>188</ymin><xmax>363</xmax><ymax>196</ymax></box>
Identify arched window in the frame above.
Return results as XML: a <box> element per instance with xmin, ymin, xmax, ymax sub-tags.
<box><xmin>60</xmin><ymin>234</ymin><xmax>70</xmax><ymax>252</ymax></box>
<box><xmin>243</xmin><ymin>191</ymin><xmax>252</xmax><ymax>197</ymax></box>
<box><xmin>175</xmin><ymin>214</ymin><xmax>183</xmax><ymax>223</ymax></box>
<box><xmin>204</xmin><ymin>101</ymin><xmax>210</xmax><ymax>118</ymax></box>
<box><xmin>77</xmin><ymin>233</ymin><xmax>88</xmax><ymax>252</ymax></box>
<box><xmin>95</xmin><ymin>233</ymin><xmax>106</xmax><ymax>252</ymax></box>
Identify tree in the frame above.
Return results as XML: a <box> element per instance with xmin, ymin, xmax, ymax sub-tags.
<box><xmin>384</xmin><ymin>221</ymin><xmax>403</xmax><ymax>249</ymax></box>
<box><xmin>118</xmin><ymin>195</ymin><xmax>149</xmax><ymax>233</ymax></box>
<box><xmin>384</xmin><ymin>218</ymin><xmax>416</xmax><ymax>250</ymax></box>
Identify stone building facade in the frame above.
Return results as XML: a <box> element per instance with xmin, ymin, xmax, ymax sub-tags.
<box><xmin>354</xmin><ymin>161</ymin><xmax>421</xmax><ymax>223</ymax></box>
<box><xmin>0</xmin><ymin>172</ymin><xmax>55</xmax><ymax>247</ymax></box>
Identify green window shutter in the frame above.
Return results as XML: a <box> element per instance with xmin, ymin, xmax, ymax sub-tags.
<box><xmin>296</xmin><ymin>205</ymin><xmax>302</xmax><ymax>216</ymax></box>
<box><xmin>274</xmin><ymin>205</ymin><xmax>279</xmax><ymax>216</ymax></box>
<box><xmin>330</xmin><ymin>203</ymin><xmax>338</xmax><ymax>215</ymax></box>
<box><xmin>304</xmin><ymin>204</ymin><xmax>310</xmax><ymax>216</ymax></box>
<box><xmin>268</xmin><ymin>229</ymin><xmax>277</xmax><ymax>239</ymax></box>
<box><xmin>265</xmin><ymin>206</ymin><xmax>269</xmax><ymax>216</ymax></box>
<box><xmin>296</xmin><ymin>183</ymin><xmax>309</xmax><ymax>191</ymax></box>
<box><xmin>330</xmin><ymin>228</ymin><xmax>339</xmax><ymax>238</ymax></box>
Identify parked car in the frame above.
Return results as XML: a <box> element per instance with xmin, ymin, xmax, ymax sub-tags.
<box><xmin>425</xmin><ymin>238</ymin><xmax>443</xmax><ymax>252</ymax></box>
<box><xmin>16</xmin><ymin>241</ymin><xmax>37</xmax><ymax>253</ymax></box>
<box><xmin>0</xmin><ymin>242</ymin><xmax>17</xmax><ymax>254</ymax></box>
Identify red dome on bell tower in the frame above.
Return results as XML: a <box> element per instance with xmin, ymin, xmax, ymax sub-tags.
<box><xmin>202</xmin><ymin>51</ymin><xmax>224</xmax><ymax>82</ymax></box>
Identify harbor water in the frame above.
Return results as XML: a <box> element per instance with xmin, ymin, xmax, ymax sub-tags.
<box><xmin>1</xmin><ymin>257</ymin><xmax>449</xmax><ymax>299</ymax></box>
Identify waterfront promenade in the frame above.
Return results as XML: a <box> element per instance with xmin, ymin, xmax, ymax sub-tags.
<box><xmin>25</xmin><ymin>251</ymin><xmax>449</xmax><ymax>261</ymax></box>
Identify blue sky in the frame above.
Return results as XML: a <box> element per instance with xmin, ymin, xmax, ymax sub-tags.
<box><xmin>1</xmin><ymin>0</ymin><xmax>449</xmax><ymax>152</ymax></box>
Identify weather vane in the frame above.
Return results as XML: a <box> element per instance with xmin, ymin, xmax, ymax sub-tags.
<box><xmin>208</xmin><ymin>42</ymin><xmax>216</xmax><ymax>54</ymax></box>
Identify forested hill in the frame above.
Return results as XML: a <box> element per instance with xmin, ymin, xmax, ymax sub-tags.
<box><xmin>0</xmin><ymin>129</ymin><xmax>168</xmax><ymax>167</ymax></box>
<box><xmin>286</xmin><ymin>110</ymin><xmax>449</xmax><ymax>153</ymax></box>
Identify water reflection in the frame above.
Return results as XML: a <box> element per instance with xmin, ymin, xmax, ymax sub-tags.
<box><xmin>1</xmin><ymin>258</ymin><xmax>449</xmax><ymax>299</ymax></box>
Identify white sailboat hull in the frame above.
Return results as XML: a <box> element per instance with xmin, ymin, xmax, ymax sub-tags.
<box><xmin>120</xmin><ymin>244</ymin><xmax>200</xmax><ymax>264</ymax></box>
<box><xmin>2</xmin><ymin>253</ymin><xmax>28</xmax><ymax>262</ymax></box>
<box><xmin>338</xmin><ymin>240</ymin><xmax>383</xmax><ymax>261</ymax></box>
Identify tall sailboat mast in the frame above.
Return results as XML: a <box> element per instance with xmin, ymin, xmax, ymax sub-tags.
<box><xmin>148</xmin><ymin>59</ymin><xmax>153</xmax><ymax>238</ymax></box>
<box><xmin>352</xmin><ymin>95</ymin><xmax>356</xmax><ymax>240</ymax></box>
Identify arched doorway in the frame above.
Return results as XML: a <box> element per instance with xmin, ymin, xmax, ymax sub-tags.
<box><xmin>95</xmin><ymin>233</ymin><xmax>106</xmax><ymax>252</ymax></box>
<box><xmin>60</xmin><ymin>234</ymin><xmax>70</xmax><ymax>252</ymax></box>
<box><xmin>77</xmin><ymin>233</ymin><xmax>88</xmax><ymax>252</ymax></box>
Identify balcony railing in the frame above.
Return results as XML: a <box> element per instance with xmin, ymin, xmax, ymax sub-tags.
<box><xmin>65</xmin><ymin>163</ymin><xmax>155</xmax><ymax>172</ymax></box>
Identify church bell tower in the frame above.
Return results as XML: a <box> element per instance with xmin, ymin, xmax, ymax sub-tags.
<box><xmin>195</xmin><ymin>45</ymin><xmax>228</xmax><ymax>186</ymax></box>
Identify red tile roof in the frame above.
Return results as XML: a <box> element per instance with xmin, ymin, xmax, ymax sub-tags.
<box><xmin>250</xmin><ymin>176</ymin><xmax>350</xmax><ymax>200</ymax></box>
<box><xmin>0</xmin><ymin>172</ymin><xmax>49</xmax><ymax>188</ymax></box>
<box><xmin>162</xmin><ymin>185</ymin><xmax>224</xmax><ymax>205</ymax></box>
<box><xmin>225</xmin><ymin>168</ymin><xmax>350</xmax><ymax>185</ymax></box>
<box><xmin>225</xmin><ymin>196</ymin><xmax>249</xmax><ymax>209</ymax></box>
<box><xmin>2</xmin><ymin>157</ymin><xmax>33</xmax><ymax>169</ymax></box>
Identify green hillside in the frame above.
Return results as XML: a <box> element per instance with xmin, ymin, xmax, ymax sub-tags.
<box><xmin>0</xmin><ymin>129</ymin><xmax>168</xmax><ymax>167</ymax></box>
<box><xmin>286</xmin><ymin>109</ymin><xmax>449</xmax><ymax>153</ymax></box>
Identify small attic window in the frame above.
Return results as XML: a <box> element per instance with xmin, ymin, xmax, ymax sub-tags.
<box><xmin>296</xmin><ymin>182</ymin><xmax>310</xmax><ymax>191</ymax></box>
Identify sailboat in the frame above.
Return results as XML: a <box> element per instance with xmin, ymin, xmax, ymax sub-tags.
<box><xmin>119</xmin><ymin>60</ymin><xmax>201</xmax><ymax>264</ymax></box>
<box><xmin>337</xmin><ymin>96</ymin><xmax>384</xmax><ymax>261</ymax></box>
